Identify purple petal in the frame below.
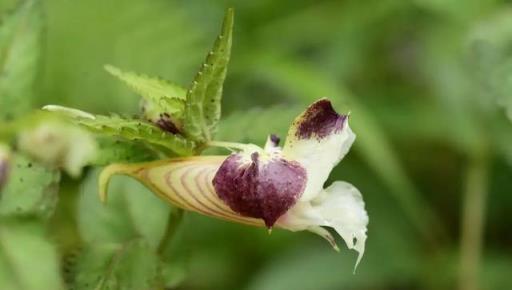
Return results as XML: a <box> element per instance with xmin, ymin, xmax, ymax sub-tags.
<box><xmin>213</xmin><ymin>152</ymin><xmax>307</xmax><ymax>227</ymax></box>
<box><xmin>283</xmin><ymin>98</ymin><xmax>354</xmax><ymax>201</ymax></box>
<box><xmin>294</xmin><ymin>99</ymin><xmax>347</xmax><ymax>140</ymax></box>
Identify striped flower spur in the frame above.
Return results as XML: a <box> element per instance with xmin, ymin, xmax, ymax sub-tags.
<box><xmin>100</xmin><ymin>99</ymin><xmax>369</xmax><ymax>266</ymax></box>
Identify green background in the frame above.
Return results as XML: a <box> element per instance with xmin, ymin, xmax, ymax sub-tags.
<box><xmin>1</xmin><ymin>0</ymin><xmax>511</xmax><ymax>289</ymax></box>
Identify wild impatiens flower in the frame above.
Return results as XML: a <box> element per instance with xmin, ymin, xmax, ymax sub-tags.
<box><xmin>100</xmin><ymin>99</ymin><xmax>368</xmax><ymax>266</ymax></box>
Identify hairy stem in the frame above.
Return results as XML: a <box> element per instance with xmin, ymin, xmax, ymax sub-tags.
<box><xmin>458</xmin><ymin>151</ymin><xmax>489</xmax><ymax>290</ymax></box>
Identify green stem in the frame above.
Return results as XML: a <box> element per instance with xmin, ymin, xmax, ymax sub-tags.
<box><xmin>157</xmin><ymin>208</ymin><xmax>184</xmax><ymax>256</ymax></box>
<box><xmin>206</xmin><ymin>140</ymin><xmax>250</xmax><ymax>150</ymax></box>
<box><xmin>458</xmin><ymin>151</ymin><xmax>489</xmax><ymax>290</ymax></box>
<box><xmin>154</xmin><ymin>209</ymin><xmax>184</xmax><ymax>290</ymax></box>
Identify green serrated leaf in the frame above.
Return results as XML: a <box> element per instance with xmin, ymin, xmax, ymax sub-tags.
<box><xmin>104</xmin><ymin>64</ymin><xmax>186</xmax><ymax>120</ymax></box>
<box><xmin>77</xmin><ymin>114</ymin><xmax>196</xmax><ymax>156</ymax></box>
<box><xmin>183</xmin><ymin>8</ymin><xmax>234</xmax><ymax>142</ymax></box>
<box><xmin>44</xmin><ymin>105</ymin><xmax>197</xmax><ymax>156</ymax></box>
<box><xmin>0</xmin><ymin>154</ymin><xmax>60</xmax><ymax>220</ymax></box>
<box><xmin>0</xmin><ymin>217</ymin><xmax>65</xmax><ymax>290</ymax></box>
<box><xmin>70</xmin><ymin>239</ymin><xmax>160</xmax><ymax>290</ymax></box>
<box><xmin>0</xmin><ymin>0</ymin><xmax>42</xmax><ymax>121</ymax></box>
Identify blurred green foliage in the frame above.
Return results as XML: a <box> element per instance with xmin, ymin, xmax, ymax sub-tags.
<box><xmin>1</xmin><ymin>0</ymin><xmax>512</xmax><ymax>289</ymax></box>
<box><xmin>0</xmin><ymin>154</ymin><xmax>60</xmax><ymax>219</ymax></box>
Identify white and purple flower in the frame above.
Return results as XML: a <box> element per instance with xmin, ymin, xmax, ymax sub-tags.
<box><xmin>100</xmin><ymin>99</ymin><xmax>368</xmax><ymax>266</ymax></box>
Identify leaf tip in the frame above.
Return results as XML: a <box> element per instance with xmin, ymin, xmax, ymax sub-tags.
<box><xmin>223</xmin><ymin>8</ymin><xmax>234</xmax><ymax>34</ymax></box>
<box><xmin>226</xmin><ymin>7</ymin><xmax>235</xmax><ymax>18</ymax></box>
<box><xmin>42</xmin><ymin>105</ymin><xmax>95</xmax><ymax>120</ymax></box>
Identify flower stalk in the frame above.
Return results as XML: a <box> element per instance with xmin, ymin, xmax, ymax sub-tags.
<box><xmin>157</xmin><ymin>208</ymin><xmax>184</xmax><ymax>256</ymax></box>
<box><xmin>458</xmin><ymin>149</ymin><xmax>489</xmax><ymax>290</ymax></box>
<box><xmin>206</xmin><ymin>140</ymin><xmax>261</xmax><ymax>151</ymax></box>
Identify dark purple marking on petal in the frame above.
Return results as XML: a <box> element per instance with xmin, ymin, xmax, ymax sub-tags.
<box><xmin>155</xmin><ymin>113</ymin><xmax>180</xmax><ymax>134</ymax></box>
<box><xmin>213</xmin><ymin>152</ymin><xmax>307</xmax><ymax>227</ymax></box>
<box><xmin>295</xmin><ymin>99</ymin><xmax>347</xmax><ymax>140</ymax></box>
<box><xmin>270</xmin><ymin>134</ymin><xmax>280</xmax><ymax>147</ymax></box>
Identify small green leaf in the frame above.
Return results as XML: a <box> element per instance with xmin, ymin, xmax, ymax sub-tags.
<box><xmin>0</xmin><ymin>0</ymin><xmax>43</xmax><ymax>121</ymax></box>
<box><xmin>183</xmin><ymin>8</ymin><xmax>234</xmax><ymax>142</ymax></box>
<box><xmin>0</xmin><ymin>217</ymin><xmax>65</xmax><ymax>290</ymax></box>
<box><xmin>104</xmin><ymin>64</ymin><xmax>187</xmax><ymax>120</ymax></box>
<box><xmin>0</xmin><ymin>154</ymin><xmax>60</xmax><ymax>220</ymax></box>
<box><xmin>78</xmin><ymin>114</ymin><xmax>196</xmax><ymax>156</ymax></box>
<box><xmin>70</xmin><ymin>239</ymin><xmax>160</xmax><ymax>290</ymax></box>
<box><xmin>44</xmin><ymin>106</ymin><xmax>197</xmax><ymax>156</ymax></box>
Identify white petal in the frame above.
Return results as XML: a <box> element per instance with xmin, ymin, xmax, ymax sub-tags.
<box><xmin>283</xmin><ymin>99</ymin><xmax>355</xmax><ymax>201</ymax></box>
<box><xmin>277</xmin><ymin>181</ymin><xmax>368</xmax><ymax>268</ymax></box>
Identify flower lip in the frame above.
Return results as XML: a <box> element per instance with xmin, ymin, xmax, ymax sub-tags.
<box><xmin>294</xmin><ymin>99</ymin><xmax>347</xmax><ymax>140</ymax></box>
<box><xmin>213</xmin><ymin>151</ymin><xmax>307</xmax><ymax>227</ymax></box>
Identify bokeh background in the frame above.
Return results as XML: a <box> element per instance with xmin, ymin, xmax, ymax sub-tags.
<box><xmin>1</xmin><ymin>0</ymin><xmax>511</xmax><ymax>289</ymax></box>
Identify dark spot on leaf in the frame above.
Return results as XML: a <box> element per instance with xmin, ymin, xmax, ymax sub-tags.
<box><xmin>155</xmin><ymin>117</ymin><xmax>181</xmax><ymax>135</ymax></box>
